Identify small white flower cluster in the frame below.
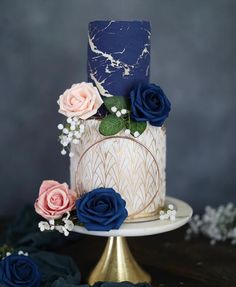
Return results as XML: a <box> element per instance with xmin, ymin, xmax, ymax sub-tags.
<box><xmin>58</xmin><ymin>117</ymin><xmax>85</xmax><ymax>157</ymax></box>
<box><xmin>38</xmin><ymin>212</ymin><xmax>74</xmax><ymax>237</ymax></box>
<box><xmin>3</xmin><ymin>250</ymin><xmax>28</xmax><ymax>259</ymax></box>
<box><xmin>111</xmin><ymin>106</ymin><xmax>140</xmax><ymax>138</ymax></box>
<box><xmin>185</xmin><ymin>203</ymin><xmax>236</xmax><ymax>245</ymax></box>
<box><xmin>159</xmin><ymin>204</ymin><xmax>177</xmax><ymax>221</ymax></box>
<box><xmin>124</xmin><ymin>129</ymin><xmax>140</xmax><ymax>138</ymax></box>
<box><xmin>111</xmin><ymin>106</ymin><xmax>128</xmax><ymax>118</ymax></box>
<box><xmin>17</xmin><ymin>250</ymin><xmax>29</xmax><ymax>256</ymax></box>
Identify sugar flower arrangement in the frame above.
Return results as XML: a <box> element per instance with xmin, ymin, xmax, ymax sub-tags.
<box><xmin>57</xmin><ymin>82</ymin><xmax>103</xmax><ymax>157</ymax></box>
<box><xmin>34</xmin><ymin>180</ymin><xmax>128</xmax><ymax>235</ymax></box>
<box><xmin>57</xmin><ymin>81</ymin><xmax>171</xmax><ymax>157</ymax></box>
<box><xmin>0</xmin><ymin>245</ymin><xmax>41</xmax><ymax>287</ymax></box>
<box><xmin>34</xmin><ymin>179</ymin><xmax>177</xmax><ymax>236</ymax></box>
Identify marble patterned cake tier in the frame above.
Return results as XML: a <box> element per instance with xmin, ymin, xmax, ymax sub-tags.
<box><xmin>87</xmin><ymin>20</ymin><xmax>151</xmax><ymax>97</ymax></box>
<box><xmin>70</xmin><ymin>120</ymin><xmax>166</xmax><ymax>222</ymax></box>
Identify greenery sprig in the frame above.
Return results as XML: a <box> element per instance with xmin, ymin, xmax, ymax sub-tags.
<box><xmin>99</xmin><ymin>96</ymin><xmax>147</xmax><ymax>137</ymax></box>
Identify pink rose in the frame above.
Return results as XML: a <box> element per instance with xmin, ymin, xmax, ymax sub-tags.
<box><xmin>58</xmin><ymin>82</ymin><xmax>103</xmax><ymax>120</ymax></box>
<box><xmin>34</xmin><ymin>180</ymin><xmax>76</xmax><ymax>220</ymax></box>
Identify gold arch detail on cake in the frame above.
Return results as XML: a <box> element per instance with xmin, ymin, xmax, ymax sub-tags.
<box><xmin>75</xmin><ymin>135</ymin><xmax>161</xmax><ymax>218</ymax></box>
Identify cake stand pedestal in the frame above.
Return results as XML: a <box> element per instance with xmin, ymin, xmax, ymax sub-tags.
<box><xmin>73</xmin><ymin>197</ymin><xmax>193</xmax><ymax>284</ymax></box>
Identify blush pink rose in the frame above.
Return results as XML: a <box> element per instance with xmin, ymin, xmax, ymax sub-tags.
<box><xmin>58</xmin><ymin>82</ymin><xmax>103</xmax><ymax>119</ymax></box>
<box><xmin>34</xmin><ymin>180</ymin><xmax>77</xmax><ymax>220</ymax></box>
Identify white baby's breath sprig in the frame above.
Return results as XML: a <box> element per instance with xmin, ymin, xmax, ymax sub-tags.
<box><xmin>63</xmin><ymin>211</ymin><xmax>71</xmax><ymax>221</ymax></box>
<box><xmin>57</xmin><ymin>124</ymin><xmax>64</xmax><ymax>130</ymax></box>
<box><xmin>18</xmin><ymin>250</ymin><xmax>29</xmax><ymax>256</ymax></box>
<box><xmin>38</xmin><ymin>212</ymin><xmax>74</xmax><ymax>237</ymax></box>
<box><xmin>61</xmin><ymin>149</ymin><xmax>67</xmax><ymax>155</ymax></box>
<box><xmin>111</xmin><ymin>106</ymin><xmax>130</xmax><ymax>119</ymax></box>
<box><xmin>55</xmin><ymin>225</ymin><xmax>69</xmax><ymax>237</ymax></box>
<box><xmin>111</xmin><ymin>106</ymin><xmax>118</xmax><ymax>113</ymax></box>
<box><xmin>1</xmin><ymin>250</ymin><xmax>29</xmax><ymax>261</ymax></box>
<box><xmin>69</xmin><ymin>152</ymin><xmax>74</xmax><ymax>158</ymax></box>
<box><xmin>66</xmin><ymin>117</ymin><xmax>72</xmax><ymax>124</ymax></box>
<box><xmin>159</xmin><ymin>204</ymin><xmax>177</xmax><ymax>221</ymax></box>
<box><xmin>124</xmin><ymin>129</ymin><xmax>131</xmax><ymax>135</ymax></box>
<box><xmin>63</xmin><ymin>219</ymin><xmax>75</xmax><ymax>232</ymax></box>
<box><xmin>49</xmin><ymin>219</ymin><xmax>55</xmax><ymax>226</ymax></box>
<box><xmin>185</xmin><ymin>203</ymin><xmax>236</xmax><ymax>245</ymax></box>
<box><xmin>58</xmin><ymin>119</ymin><xmax>85</xmax><ymax>157</ymax></box>
<box><xmin>116</xmin><ymin>111</ymin><xmax>122</xmax><ymax>117</ymax></box>
<box><xmin>63</xmin><ymin>128</ymin><xmax>69</xmax><ymax>134</ymax></box>
<box><xmin>38</xmin><ymin>221</ymin><xmax>50</xmax><ymax>232</ymax></box>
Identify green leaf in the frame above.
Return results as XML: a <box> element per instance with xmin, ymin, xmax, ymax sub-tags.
<box><xmin>129</xmin><ymin>119</ymin><xmax>147</xmax><ymax>136</ymax></box>
<box><xmin>103</xmin><ymin>96</ymin><xmax>129</xmax><ymax>113</ymax></box>
<box><xmin>99</xmin><ymin>115</ymin><xmax>125</xmax><ymax>136</ymax></box>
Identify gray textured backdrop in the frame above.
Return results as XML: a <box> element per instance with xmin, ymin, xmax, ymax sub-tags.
<box><xmin>0</xmin><ymin>0</ymin><xmax>235</xmax><ymax>216</ymax></box>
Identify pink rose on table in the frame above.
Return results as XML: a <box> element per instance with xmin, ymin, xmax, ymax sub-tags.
<box><xmin>58</xmin><ymin>82</ymin><xmax>103</xmax><ymax>119</ymax></box>
<box><xmin>35</xmin><ymin>180</ymin><xmax>76</xmax><ymax>220</ymax></box>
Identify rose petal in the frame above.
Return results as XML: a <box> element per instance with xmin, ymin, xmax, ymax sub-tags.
<box><xmin>39</xmin><ymin>180</ymin><xmax>59</xmax><ymax>196</ymax></box>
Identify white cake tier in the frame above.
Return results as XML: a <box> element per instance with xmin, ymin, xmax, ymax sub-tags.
<box><xmin>70</xmin><ymin>119</ymin><xmax>166</xmax><ymax>222</ymax></box>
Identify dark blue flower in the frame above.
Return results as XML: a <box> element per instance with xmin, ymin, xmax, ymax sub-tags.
<box><xmin>76</xmin><ymin>188</ymin><xmax>128</xmax><ymax>231</ymax></box>
<box><xmin>130</xmin><ymin>83</ymin><xmax>171</xmax><ymax>127</ymax></box>
<box><xmin>0</xmin><ymin>254</ymin><xmax>41</xmax><ymax>287</ymax></box>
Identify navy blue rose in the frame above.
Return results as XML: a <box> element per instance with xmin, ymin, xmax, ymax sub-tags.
<box><xmin>0</xmin><ymin>254</ymin><xmax>41</xmax><ymax>287</ymax></box>
<box><xmin>76</xmin><ymin>188</ymin><xmax>128</xmax><ymax>231</ymax></box>
<box><xmin>130</xmin><ymin>83</ymin><xmax>171</xmax><ymax>127</ymax></box>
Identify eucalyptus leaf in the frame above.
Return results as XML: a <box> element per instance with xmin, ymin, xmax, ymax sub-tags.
<box><xmin>103</xmin><ymin>96</ymin><xmax>129</xmax><ymax>113</ymax></box>
<box><xmin>129</xmin><ymin>119</ymin><xmax>147</xmax><ymax>136</ymax></box>
<box><xmin>99</xmin><ymin>115</ymin><xmax>125</xmax><ymax>136</ymax></box>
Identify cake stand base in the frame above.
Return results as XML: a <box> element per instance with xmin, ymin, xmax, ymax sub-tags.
<box><xmin>88</xmin><ymin>236</ymin><xmax>150</xmax><ymax>285</ymax></box>
<box><xmin>73</xmin><ymin>197</ymin><xmax>193</xmax><ymax>284</ymax></box>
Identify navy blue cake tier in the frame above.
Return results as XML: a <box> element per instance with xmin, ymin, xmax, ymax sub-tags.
<box><xmin>87</xmin><ymin>20</ymin><xmax>151</xmax><ymax>97</ymax></box>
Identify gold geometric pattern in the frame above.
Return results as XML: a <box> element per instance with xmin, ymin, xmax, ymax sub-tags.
<box><xmin>70</xmin><ymin>120</ymin><xmax>166</xmax><ymax>222</ymax></box>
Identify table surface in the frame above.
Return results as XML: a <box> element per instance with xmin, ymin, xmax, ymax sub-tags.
<box><xmin>1</xmin><ymin>220</ymin><xmax>236</xmax><ymax>287</ymax></box>
<box><xmin>65</xmin><ymin>228</ymin><xmax>235</xmax><ymax>287</ymax></box>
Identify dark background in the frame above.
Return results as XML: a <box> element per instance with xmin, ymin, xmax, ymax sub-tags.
<box><xmin>0</xmin><ymin>0</ymin><xmax>235</xmax><ymax>216</ymax></box>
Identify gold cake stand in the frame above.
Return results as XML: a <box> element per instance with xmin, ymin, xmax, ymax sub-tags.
<box><xmin>73</xmin><ymin>197</ymin><xmax>193</xmax><ymax>284</ymax></box>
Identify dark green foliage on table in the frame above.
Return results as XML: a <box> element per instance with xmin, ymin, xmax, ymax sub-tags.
<box><xmin>0</xmin><ymin>206</ymin><xmax>81</xmax><ymax>287</ymax></box>
<box><xmin>32</xmin><ymin>252</ymin><xmax>81</xmax><ymax>287</ymax></box>
<box><xmin>0</xmin><ymin>206</ymin><xmax>152</xmax><ymax>287</ymax></box>
<box><xmin>1</xmin><ymin>206</ymin><xmax>78</xmax><ymax>252</ymax></box>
